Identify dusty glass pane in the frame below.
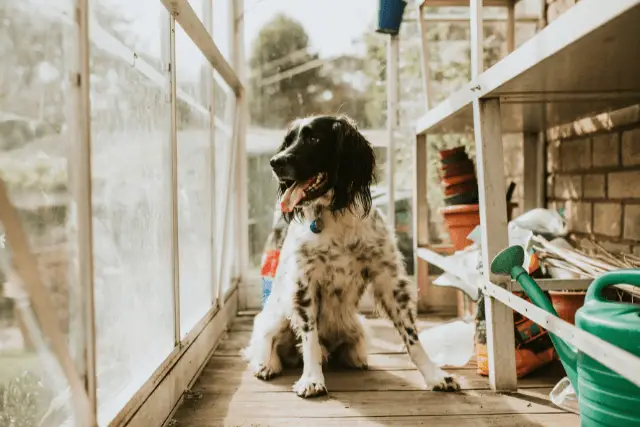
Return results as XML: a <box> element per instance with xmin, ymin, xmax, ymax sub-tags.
<box><xmin>212</xmin><ymin>71</ymin><xmax>236</xmax><ymax>299</ymax></box>
<box><xmin>175</xmin><ymin>23</ymin><xmax>214</xmax><ymax>335</ymax></box>
<box><xmin>0</xmin><ymin>1</ymin><xmax>80</xmax><ymax>425</ymax></box>
<box><xmin>213</xmin><ymin>0</ymin><xmax>232</xmax><ymax>64</ymax></box>
<box><xmin>89</xmin><ymin>0</ymin><xmax>174</xmax><ymax>422</ymax></box>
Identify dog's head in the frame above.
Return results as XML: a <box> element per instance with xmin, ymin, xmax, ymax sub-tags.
<box><xmin>270</xmin><ymin>115</ymin><xmax>376</xmax><ymax>221</ymax></box>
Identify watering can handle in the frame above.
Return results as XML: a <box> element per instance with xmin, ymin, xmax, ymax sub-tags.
<box><xmin>586</xmin><ymin>269</ymin><xmax>640</xmax><ymax>303</ymax></box>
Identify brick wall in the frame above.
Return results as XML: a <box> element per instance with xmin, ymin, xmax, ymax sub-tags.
<box><xmin>544</xmin><ymin>0</ymin><xmax>640</xmax><ymax>255</ymax></box>
<box><xmin>547</xmin><ymin>106</ymin><xmax>640</xmax><ymax>255</ymax></box>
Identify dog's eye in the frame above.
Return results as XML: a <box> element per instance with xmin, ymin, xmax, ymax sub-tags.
<box><xmin>310</xmin><ymin>137</ymin><xmax>320</xmax><ymax>144</ymax></box>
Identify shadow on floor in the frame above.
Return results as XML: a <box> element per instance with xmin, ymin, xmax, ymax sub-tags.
<box><xmin>170</xmin><ymin>316</ymin><xmax>577</xmax><ymax>427</ymax></box>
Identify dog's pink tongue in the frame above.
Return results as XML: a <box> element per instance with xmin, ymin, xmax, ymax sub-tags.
<box><xmin>280</xmin><ymin>177</ymin><xmax>315</xmax><ymax>213</ymax></box>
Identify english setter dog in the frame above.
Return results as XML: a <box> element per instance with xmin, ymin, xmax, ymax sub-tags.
<box><xmin>242</xmin><ymin>115</ymin><xmax>460</xmax><ymax>398</ymax></box>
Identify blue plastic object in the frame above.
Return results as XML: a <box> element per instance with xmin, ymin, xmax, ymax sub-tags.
<box><xmin>377</xmin><ymin>0</ymin><xmax>407</xmax><ymax>35</ymax></box>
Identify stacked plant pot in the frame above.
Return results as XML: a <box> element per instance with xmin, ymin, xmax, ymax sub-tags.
<box><xmin>439</xmin><ymin>147</ymin><xmax>480</xmax><ymax>251</ymax></box>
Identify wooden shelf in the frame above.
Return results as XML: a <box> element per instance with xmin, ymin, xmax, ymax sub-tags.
<box><xmin>511</xmin><ymin>278</ymin><xmax>591</xmax><ymax>292</ymax></box>
<box><xmin>418</xmin><ymin>0</ymin><xmax>516</xmax><ymax>6</ymax></box>
<box><xmin>416</xmin><ymin>247</ymin><xmax>592</xmax><ymax>292</ymax></box>
<box><xmin>415</xmin><ymin>0</ymin><xmax>640</xmax><ymax>135</ymax></box>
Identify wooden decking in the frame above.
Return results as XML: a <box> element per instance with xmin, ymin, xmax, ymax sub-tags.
<box><xmin>171</xmin><ymin>314</ymin><xmax>579</xmax><ymax>426</ymax></box>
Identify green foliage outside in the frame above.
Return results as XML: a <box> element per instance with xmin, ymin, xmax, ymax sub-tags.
<box><xmin>246</xmin><ymin>10</ymin><xmax>509</xmax><ymax>242</ymax></box>
<box><xmin>248</xmin><ymin>14</ymin><xmax>383</xmax><ymax>129</ymax></box>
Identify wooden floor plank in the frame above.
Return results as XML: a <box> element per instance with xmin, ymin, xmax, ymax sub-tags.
<box><xmin>228</xmin><ymin>315</ymin><xmax>455</xmax><ymax>333</ymax></box>
<box><xmin>197</xmin><ymin>358</ymin><xmax>565</xmax><ymax>393</ymax></box>
<box><xmin>172</xmin><ymin>413</ymin><xmax>580</xmax><ymax>427</ymax></box>
<box><xmin>207</xmin><ymin>353</ymin><xmax>477</xmax><ymax>371</ymax></box>
<box><xmin>217</xmin><ymin>330</ymin><xmax>412</xmax><ymax>355</ymax></box>
<box><xmin>175</xmin><ymin>389</ymin><xmax>565</xmax><ymax>418</ymax></box>
<box><xmin>171</xmin><ymin>315</ymin><xmax>579</xmax><ymax>427</ymax></box>
<box><xmin>218</xmin><ymin>319</ymin><xmax>478</xmax><ymax>357</ymax></box>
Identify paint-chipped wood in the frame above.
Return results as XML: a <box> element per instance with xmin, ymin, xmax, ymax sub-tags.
<box><xmin>171</xmin><ymin>315</ymin><xmax>579</xmax><ymax>426</ymax></box>
<box><xmin>173</xmin><ymin>414</ymin><xmax>579</xmax><ymax>427</ymax></box>
<box><xmin>220</xmin><ymin>317</ymin><xmax>469</xmax><ymax>356</ymax></box>
<box><xmin>208</xmin><ymin>353</ymin><xmax>477</xmax><ymax>371</ymax></box>
<box><xmin>473</xmin><ymin>98</ymin><xmax>518</xmax><ymax>391</ymax></box>
<box><xmin>196</xmin><ymin>361</ymin><xmax>565</xmax><ymax>393</ymax></box>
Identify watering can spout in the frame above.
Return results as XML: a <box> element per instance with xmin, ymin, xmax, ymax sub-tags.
<box><xmin>490</xmin><ymin>246</ymin><xmax>579</xmax><ymax>389</ymax></box>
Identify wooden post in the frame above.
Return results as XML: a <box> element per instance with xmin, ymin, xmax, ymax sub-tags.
<box><xmin>522</xmin><ymin>132</ymin><xmax>539</xmax><ymax>212</ymax></box>
<box><xmin>473</xmin><ymin>97</ymin><xmax>518</xmax><ymax>391</ymax></box>
<box><xmin>414</xmin><ymin>134</ymin><xmax>429</xmax><ymax>310</ymax></box>
<box><xmin>168</xmin><ymin>13</ymin><xmax>181</xmax><ymax>344</ymax></box>
<box><xmin>507</xmin><ymin>0</ymin><xmax>516</xmax><ymax>53</ymax></box>
<box><xmin>417</xmin><ymin>4</ymin><xmax>434</xmax><ymax>110</ymax></box>
<box><xmin>386</xmin><ymin>35</ymin><xmax>399</xmax><ymax>229</ymax></box>
<box><xmin>536</xmin><ymin>131</ymin><xmax>546</xmax><ymax>208</ymax></box>
<box><xmin>70</xmin><ymin>0</ymin><xmax>98</xmax><ymax>416</ymax></box>
<box><xmin>205</xmin><ymin>0</ymin><xmax>219</xmax><ymax>307</ymax></box>
<box><xmin>470</xmin><ymin>0</ymin><xmax>484</xmax><ymax>79</ymax></box>
<box><xmin>231</xmin><ymin>0</ymin><xmax>249</xmax><ymax>284</ymax></box>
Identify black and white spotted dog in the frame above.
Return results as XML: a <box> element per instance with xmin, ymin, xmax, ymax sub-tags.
<box><xmin>242</xmin><ymin>115</ymin><xmax>460</xmax><ymax>398</ymax></box>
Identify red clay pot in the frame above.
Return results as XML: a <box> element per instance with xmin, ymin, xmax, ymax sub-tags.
<box><xmin>441</xmin><ymin>173</ymin><xmax>476</xmax><ymax>187</ymax></box>
<box><xmin>444</xmin><ymin>180</ymin><xmax>478</xmax><ymax>196</ymax></box>
<box><xmin>441</xmin><ymin>204</ymin><xmax>480</xmax><ymax>250</ymax></box>
<box><xmin>549</xmin><ymin>291</ymin><xmax>586</xmax><ymax>325</ymax></box>
<box><xmin>441</xmin><ymin>152</ymin><xmax>469</xmax><ymax>165</ymax></box>
<box><xmin>439</xmin><ymin>146</ymin><xmax>465</xmax><ymax>160</ymax></box>
<box><xmin>441</xmin><ymin>162</ymin><xmax>475</xmax><ymax>178</ymax></box>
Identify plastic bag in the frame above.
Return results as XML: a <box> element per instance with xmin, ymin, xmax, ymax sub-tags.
<box><xmin>511</xmin><ymin>208</ymin><xmax>568</xmax><ymax>237</ymax></box>
<box><xmin>432</xmin><ymin>248</ymin><xmax>481</xmax><ymax>301</ymax></box>
<box><xmin>419</xmin><ymin>320</ymin><xmax>475</xmax><ymax>367</ymax></box>
<box><xmin>549</xmin><ymin>376</ymin><xmax>580</xmax><ymax>414</ymax></box>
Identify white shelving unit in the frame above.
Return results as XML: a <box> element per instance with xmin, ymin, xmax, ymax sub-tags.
<box><xmin>413</xmin><ymin>0</ymin><xmax>640</xmax><ymax>391</ymax></box>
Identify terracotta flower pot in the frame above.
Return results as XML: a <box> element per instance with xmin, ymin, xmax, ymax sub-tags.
<box><xmin>444</xmin><ymin>190</ymin><xmax>479</xmax><ymax>206</ymax></box>
<box><xmin>549</xmin><ymin>291</ymin><xmax>586</xmax><ymax>324</ymax></box>
<box><xmin>441</xmin><ymin>173</ymin><xmax>476</xmax><ymax>187</ymax></box>
<box><xmin>439</xmin><ymin>146</ymin><xmax>466</xmax><ymax>160</ymax></box>
<box><xmin>441</xmin><ymin>204</ymin><xmax>480</xmax><ymax>250</ymax></box>
<box><xmin>441</xmin><ymin>162</ymin><xmax>475</xmax><ymax>178</ymax></box>
<box><xmin>444</xmin><ymin>180</ymin><xmax>478</xmax><ymax>196</ymax></box>
<box><xmin>441</xmin><ymin>152</ymin><xmax>469</xmax><ymax>165</ymax></box>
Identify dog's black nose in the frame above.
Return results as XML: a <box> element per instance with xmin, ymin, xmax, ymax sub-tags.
<box><xmin>270</xmin><ymin>154</ymin><xmax>289</xmax><ymax>170</ymax></box>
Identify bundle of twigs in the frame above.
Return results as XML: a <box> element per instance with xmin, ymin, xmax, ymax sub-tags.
<box><xmin>531</xmin><ymin>235</ymin><xmax>640</xmax><ymax>299</ymax></box>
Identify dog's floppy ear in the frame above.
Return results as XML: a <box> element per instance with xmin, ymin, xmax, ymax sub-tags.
<box><xmin>331</xmin><ymin>116</ymin><xmax>376</xmax><ymax>216</ymax></box>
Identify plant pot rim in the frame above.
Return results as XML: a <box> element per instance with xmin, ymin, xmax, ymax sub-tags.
<box><xmin>548</xmin><ymin>290</ymin><xmax>587</xmax><ymax>295</ymax></box>
<box><xmin>442</xmin><ymin>173</ymin><xmax>476</xmax><ymax>186</ymax></box>
<box><xmin>440</xmin><ymin>204</ymin><xmax>479</xmax><ymax>214</ymax></box>
<box><xmin>440</xmin><ymin>154</ymin><xmax>471</xmax><ymax>165</ymax></box>
<box><xmin>439</xmin><ymin>146</ymin><xmax>466</xmax><ymax>158</ymax></box>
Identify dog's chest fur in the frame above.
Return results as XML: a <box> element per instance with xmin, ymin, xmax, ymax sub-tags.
<box><xmin>270</xmin><ymin>206</ymin><xmax>398</xmax><ymax>349</ymax></box>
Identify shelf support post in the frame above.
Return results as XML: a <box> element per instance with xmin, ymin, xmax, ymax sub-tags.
<box><xmin>507</xmin><ymin>0</ymin><xmax>516</xmax><ymax>53</ymax></box>
<box><xmin>523</xmin><ymin>132</ymin><xmax>545</xmax><ymax>212</ymax></box>
<box><xmin>414</xmin><ymin>133</ymin><xmax>430</xmax><ymax>310</ymax></box>
<box><xmin>473</xmin><ymin>97</ymin><xmax>518</xmax><ymax>391</ymax></box>
<box><xmin>417</xmin><ymin>4</ymin><xmax>434</xmax><ymax>111</ymax></box>
<box><xmin>386</xmin><ymin>34</ymin><xmax>399</xmax><ymax>229</ymax></box>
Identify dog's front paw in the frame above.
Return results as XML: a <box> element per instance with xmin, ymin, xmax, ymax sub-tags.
<box><xmin>293</xmin><ymin>376</ymin><xmax>328</xmax><ymax>398</ymax></box>
<box><xmin>253</xmin><ymin>363</ymin><xmax>282</xmax><ymax>381</ymax></box>
<box><xmin>424</xmin><ymin>370</ymin><xmax>461</xmax><ymax>392</ymax></box>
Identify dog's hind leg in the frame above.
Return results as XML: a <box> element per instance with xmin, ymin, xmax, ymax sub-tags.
<box><xmin>242</xmin><ymin>309</ymin><xmax>286</xmax><ymax>381</ymax></box>
<box><xmin>371</xmin><ymin>272</ymin><xmax>460</xmax><ymax>392</ymax></box>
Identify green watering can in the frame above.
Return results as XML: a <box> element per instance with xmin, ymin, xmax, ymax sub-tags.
<box><xmin>491</xmin><ymin>245</ymin><xmax>640</xmax><ymax>427</ymax></box>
